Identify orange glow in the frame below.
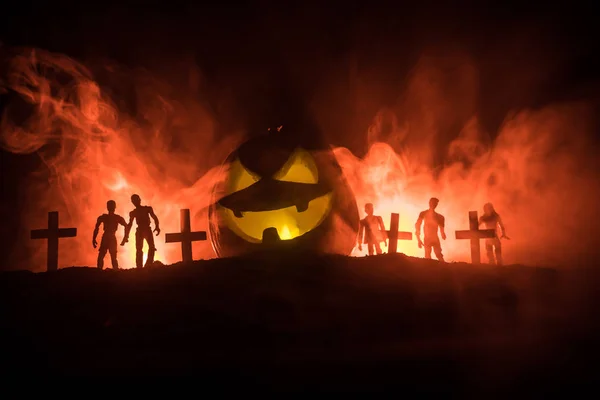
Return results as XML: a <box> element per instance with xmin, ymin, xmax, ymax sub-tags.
<box><xmin>279</xmin><ymin>225</ymin><xmax>297</xmax><ymax>240</ymax></box>
<box><xmin>140</xmin><ymin>242</ymin><xmax>161</xmax><ymax>268</ymax></box>
<box><xmin>2</xmin><ymin>48</ymin><xmax>600</xmax><ymax>270</ymax></box>
<box><xmin>0</xmin><ymin>49</ymin><xmax>240</xmax><ymax>270</ymax></box>
<box><xmin>335</xmin><ymin>143</ymin><xmax>464</xmax><ymax>260</ymax></box>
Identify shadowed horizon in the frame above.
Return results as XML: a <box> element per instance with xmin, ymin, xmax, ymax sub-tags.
<box><xmin>2</xmin><ymin>251</ymin><xmax>599</xmax><ymax>393</ymax></box>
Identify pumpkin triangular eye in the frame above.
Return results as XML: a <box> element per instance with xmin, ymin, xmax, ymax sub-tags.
<box><xmin>273</xmin><ymin>148</ymin><xmax>319</xmax><ymax>184</ymax></box>
<box><xmin>226</xmin><ymin>158</ymin><xmax>260</xmax><ymax>195</ymax></box>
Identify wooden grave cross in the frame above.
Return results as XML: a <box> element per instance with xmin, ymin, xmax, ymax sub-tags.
<box><xmin>385</xmin><ymin>213</ymin><xmax>413</xmax><ymax>254</ymax></box>
<box><xmin>165</xmin><ymin>209</ymin><xmax>207</xmax><ymax>263</ymax></box>
<box><xmin>455</xmin><ymin>210</ymin><xmax>496</xmax><ymax>264</ymax></box>
<box><xmin>30</xmin><ymin>211</ymin><xmax>77</xmax><ymax>272</ymax></box>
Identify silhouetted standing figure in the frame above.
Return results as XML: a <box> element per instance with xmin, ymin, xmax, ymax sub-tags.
<box><xmin>415</xmin><ymin>197</ymin><xmax>446</xmax><ymax>261</ymax></box>
<box><xmin>358</xmin><ymin>203</ymin><xmax>387</xmax><ymax>255</ymax></box>
<box><xmin>122</xmin><ymin>194</ymin><xmax>160</xmax><ymax>268</ymax></box>
<box><xmin>479</xmin><ymin>202</ymin><xmax>509</xmax><ymax>265</ymax></box>
<box><xmin>93</xmin><ymin>200</ymin><xmax>127</xmax><ymax>270</ymax></box>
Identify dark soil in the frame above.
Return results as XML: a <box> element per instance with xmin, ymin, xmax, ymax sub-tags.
<box><xmin>1</xmin><ymin>252</ymin><xmax>599</xmax><ymax>394</ymax></box>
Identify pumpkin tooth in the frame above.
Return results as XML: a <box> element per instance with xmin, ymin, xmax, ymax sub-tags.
<box><xmin>233</xmin><ymin>210</ymin><xmax>244</xmax><ymax>218</ymax></box>
<box><xmin>296</xmin><ymin>202</ymin><xmax>308</xmax><ymax>213</ymax></box>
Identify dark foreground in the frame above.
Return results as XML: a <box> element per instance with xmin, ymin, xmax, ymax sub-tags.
<box><xmin>1</xmin><ymin>252</ymin><xmax>599</xmax><ymax>394</ymax></box>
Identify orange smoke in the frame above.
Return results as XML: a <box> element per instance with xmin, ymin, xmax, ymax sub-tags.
<box><xmin>1</xmin><ymin>47</ymin><xmax>599</xmax><ymax>270</ymax></box>
<box><xmin>0</xmin><ymin>48</ymin><xmax>242</xmax><ymax>270</ymax></box>
<box><xmin>332</xmin><ymin>53</ymin><xmax>600</xmax><ymax>266</ymax></box>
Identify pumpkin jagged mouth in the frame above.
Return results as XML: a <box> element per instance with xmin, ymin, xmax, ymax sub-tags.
<box><xmin>232</xmin><ymin>203</ymin><xmax>307</xmax><ymax>218</ymax></box>
<box><xmin>222</xmin><ymin>192</ymin><xmax>332</xmax><ymax>219</ymax></box>
<box><xmin>217</xmin><ymin>184</ymin><xmax>334</xmax><ymax>243</ymax></box>
<box><xmin>217</xmin><ymin>179</ymin><xmax>331</xmax><ymax>217</ymax></box>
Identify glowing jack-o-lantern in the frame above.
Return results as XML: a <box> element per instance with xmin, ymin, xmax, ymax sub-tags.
<box><xmin>208</xmin><ymin>129</ymin><xmax>359</xmax><ymax>258</ymax></box>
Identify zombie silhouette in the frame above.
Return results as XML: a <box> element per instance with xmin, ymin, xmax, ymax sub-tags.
<box><xmin>357</xmin><ymin>203</ymin><xmax>387</xmax><ymax>255</ymax></box>
<box><xmin>122</xmin><ymin>194</ymin><xmax>160</xmax><ymax>268</ymax></box>
<box><xmin>93</xmin><ymin>200</ymin><xmax>127</xmax><ymax>270</ymax></box>
<box><xmin>479</xmin><ymin>202</ymin><xmax>509</xmax><ymax>265</ymax></box>
<box><xmin>415</xmin><ymin>197</ymin><xmax>446</xmax><ymax>261</ymax></box>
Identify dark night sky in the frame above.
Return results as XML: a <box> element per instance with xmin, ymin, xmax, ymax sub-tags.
<box><xmin>1</xmin><ymin>1</ymin><xmax>599</xmax><ymax>268</ymax></box>
<box><xmin>2</xmin><ymin>1</ymin><xmax>598</xmax><ymax>143</ymax></box>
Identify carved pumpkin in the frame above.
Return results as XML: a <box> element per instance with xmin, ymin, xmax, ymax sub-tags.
<box><xmin>208</xmin><ymin>126</ymin><xmax>359</xmax><ymax>258</ymax></box>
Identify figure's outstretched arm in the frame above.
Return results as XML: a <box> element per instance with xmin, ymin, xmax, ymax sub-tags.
<box><xmin>415</xmin><ymin>215</ymin><xmax>423</xmax><ymax>236</ymax></box>
<box><xmin>149</xmin><ymin>207</ymin><xmax>160</xmax><ymax>235</ymax></box>
<box><xmin>415</xmin><ymin>214</ymin><xmax>424</xmax><ymax>246</ymax></box>
<box><xmin>498</xmin><ymin>215</ymin><xmax>508</xmax><ymax>238</ymax></box>
<box><xmin>118</xmin><ymin>216</ymin><xmax>128</xmax><ymax>235</ymax></box>
<box><xmin>122</xmin><ymin>213</ymin><xmax>133</xmax><ymax>245</ymax></box>
<box><xmin>439</xmin><ymin>215</ymin><xmax>446</xmax><ymax>239</ymax></box>
<box><xmin>92</xmin><ymin>216</ymin><xmax>102</xmax><ymax>248</ymax></box>
<box><xmin>377</xmin><ymin>216</ymin><xmax>387</xmax><ymax>238</ymax></box>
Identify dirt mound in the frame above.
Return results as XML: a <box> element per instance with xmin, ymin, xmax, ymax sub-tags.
<box><xmin>1</xmin><ymin>252</ymin><xmax>599</xmax><ymax>394</ymax></box>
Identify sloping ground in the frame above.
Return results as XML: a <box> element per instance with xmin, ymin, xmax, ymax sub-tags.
<box><xmin>1</xmin><ymin>252</ymin><xmax>599</xmax><ymax>394</ymax></box>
